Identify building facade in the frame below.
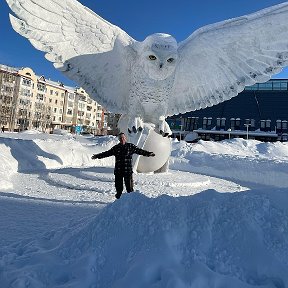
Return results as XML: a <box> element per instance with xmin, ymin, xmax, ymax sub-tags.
<box><xmin>0</xmin><ymin>65</ymin><xmax>20</xmax><ymax>131</ymax></box>
<box><xmin>168</xmin><ymin>79</ymin><xmax>288</xmax><ymax>142</ymax></box>
<box><xmin>106</xmin><ymin>112</ymin><xmax>121</xmax><ymax>135</ymax></box>
<box><xmin>0</xmin><ymin>64</ymin><xmax>107</xmax><ymax>134</ymax></box>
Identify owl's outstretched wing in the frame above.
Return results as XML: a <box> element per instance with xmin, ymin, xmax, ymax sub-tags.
<box><xmin>6</xmin><ymin>0</ymin><xmax>136</xmax><ymax>113</ymax></box>
<box><xmin>169</xmin><ymin>2</ymin><xmax>288</xmax><ymax>116</ymax></box>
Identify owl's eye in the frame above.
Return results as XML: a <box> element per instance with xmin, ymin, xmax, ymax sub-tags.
<box><xmin>167</xmin><ymin>58</ymin><xmax>174</xmax><ymax>63</ymax></box>
<box><xmin>149</xmin><ymin>55</ymin><xmax>157</xmax><ymax>60</ymax></box>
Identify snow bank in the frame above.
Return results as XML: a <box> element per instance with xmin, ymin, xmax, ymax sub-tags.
<box><xmin>0</xmin><ymin>134</ymin><xmax>117</xmax><ymax>190</ymax></box>
<box><xmin>0</xmin><ymin>144</ymin><xmax>18</xmax><ymax>190</ymax></box>
<box><xmin>1</xmin><ymin>191</ymin><xmax>288</xmax><ymax>287</ymax></box>
<box><xmin>171</xmin><ymin>139</ymin><xmax>288</xmax><ymax>188</ymax></box>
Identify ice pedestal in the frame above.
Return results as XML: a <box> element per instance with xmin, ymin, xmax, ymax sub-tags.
<box><xmin>131</xmin><ymin>125</ymin><xmax>171</xmax><ymax>173</ymax></box>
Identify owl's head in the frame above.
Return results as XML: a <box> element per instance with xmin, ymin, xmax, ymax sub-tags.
<box><xmin>137</xmin><ymin>33</ymin><xmax>178</xmax><ymax>81</ymax></box>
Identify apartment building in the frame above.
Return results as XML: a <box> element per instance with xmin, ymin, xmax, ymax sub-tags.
<box><xmin>73</xmin><ymin>87</ymin><xmax>105</xmax><ymax>134</ymax></box>
<box><xmin>17</xmin><ymin>67</ymin><xmax>48</xmax><ymax>131</ymax></box>
<box><xmin>106</xmin><ymin>112</ymin><xmax>121</xmax><ymax>135</ymax></box>
<box><xmin>0</xmin><ymin>64</ymin><xmax>107</xmax><ymax>134</ymax></box>
<box><xmin>0</xmin><ymin>65</ymin><xmax>20</xmax><ymax>131</ymax></box>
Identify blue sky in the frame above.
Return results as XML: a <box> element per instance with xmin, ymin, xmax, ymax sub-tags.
<box><xmin>1</xmin><ymin>0</ymin><xmax>288</xmax><ymax>86</ymax></box>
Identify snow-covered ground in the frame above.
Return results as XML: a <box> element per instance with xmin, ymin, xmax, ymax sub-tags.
<box><xmin>0</xmin><ymin>131</ymin><xmax>287</xmax><ymax>288</ymax></box>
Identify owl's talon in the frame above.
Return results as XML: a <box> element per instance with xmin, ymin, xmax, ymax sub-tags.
<box><xmin>126</xmin><ymin>117</ymin><xmax>144</xmax><ymax>135</ymax></box>
<box><xmin>158</xmin><ymin>117</ymin><xmax>172</xmax><ymax>137</ymax></box>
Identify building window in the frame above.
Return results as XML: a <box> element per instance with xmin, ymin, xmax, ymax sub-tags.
<box><xmin>22</xmin><ymin>78</ymin><xmax>32</xmax><ymax>86</ymax></box>
<box><xmin>36</xmin><ymin>94</ymin><xmax>44</xmax><ymax>101</ymax></box>
<box><xmin>260</xmin><ymin>120</ymin><xmax>272</xmax><ymax>132</ymax></box>
<box><xmin>260</xmin><ymin>120</ymin><xmax>266</xmax><ymax>130</ymax></box>
<box><xmin>258</xmin><ymin>82</ymin><xmax>273</xmax><ymax>90</ymax></box>
<box><xmin>190</xmin><ymin>117</ymin><xmax>199</xmax><ymax>130</ymax></box>
<box><xmin>79</xmin><ymin>95</ymin><xmax>86</xmax><ymax>102</ymax></box>
<box><xmin>79</xmin><ymin>103</ymin><xmax>85</xmax><ymax>109</ymax></box>
<box><xmin>216</xmin><ymin>118</ymin><xmax>221</xmax><ymax>130</ymax></box>
<box><xmin>276</xmin><ymin>120</ymin><xmax>282</xmax><ymax>129</ymax></box>
<box><xmin>202</xmin><ymin>117</ymin><xmax>207</xmax><ymax>130</ymax></box>
<box><xmin>235</xmin><ymin>118</ymin><xmax>241</xmax><ymax>130</ymax></box>
<box><xmin>19</xmin><ymin>99</ymin><xmax>30</xmax><ymax>106</ymax></box>
<box><xmin>37</xmin><ymin>83</ymin><xmax>46</xmax><ymax>92</ymax></box>
<box><xmin>207</xmin><ymin>117</ymin><xmax>212</xmax><ymax>126</ymax></box>
<box><xmin>20</xmin><ymin>88</ymin><xmax>32</xmax><ymax>97</ymax></box>
<box><xmin>221</xmin><ymin>118</ymin><xmax>226</xmax><ymax>128</ymax></box>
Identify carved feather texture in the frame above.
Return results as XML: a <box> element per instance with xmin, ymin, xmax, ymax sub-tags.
<box><xmin>6</xmin><ymin>0</ymin><xmax>135</xmax><ymax>113</ymax></box>
<box><xmin>169</xmin><ymin>2</ymin><xmax>288</xmax><ymax>115</ymax></box>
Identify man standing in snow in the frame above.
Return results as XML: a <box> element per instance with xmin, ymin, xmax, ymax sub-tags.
<box><xmin>91</xmin><ymin>132</ymin><xmax>155</xmax><ymax>199</ymax></box>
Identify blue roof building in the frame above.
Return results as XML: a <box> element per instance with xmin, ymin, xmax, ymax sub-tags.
<box><xmin>168</xmin><ymin>79</ymin><xmax>288</xmax><ymax>142</ymax></box>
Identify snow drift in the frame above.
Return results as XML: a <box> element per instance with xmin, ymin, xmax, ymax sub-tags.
<box><xmin>0</xmin><ymin>132</ymin><xmax>288</xmax><ymax>287</ymax></box>
<box><xmin>1</xmin><ymin>190</ymin><xmax>288</xmax><ymax>287</ymax></box>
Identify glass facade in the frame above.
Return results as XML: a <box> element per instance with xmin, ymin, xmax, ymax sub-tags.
<box><xmin>245</xmin><ymin>79</ymin><xmax>288</xmax><ymax>91</ymax></box>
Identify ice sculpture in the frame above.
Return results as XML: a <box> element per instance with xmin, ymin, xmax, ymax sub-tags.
<box><xmin>5</xmin><ymin>0</ymin><xmax>288</xmax><ymax>172</ymax></box>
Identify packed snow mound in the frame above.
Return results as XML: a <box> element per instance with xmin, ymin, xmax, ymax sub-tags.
<box><xmin>52</xmin><ymin>128</ymin><xmax>72</xmax><ymax>136</ymax></box>
<box><xmin>19</xmin><ymin>129</ymin><xmax>43</xmax><ymax>134</ymax></box>
<box><xmin>170</xmin><ymin>139</ymin><xmax>288</xmax><ymax>188</ymax></box>
<box><xmin>0</xmin><ymin>144</ymin><xmax>18</xmax><ymax>189</ymax></box>
<box><xmin>173</xmin><ymin>138</ymin><xmax>288</xmax><ymax>160</ymax></box>
<box><xmin>1</xmin><ymin>191</ymin><xmax>288</xmax><ymax>288</ymax></box>
<box><xmin>0</xmin><ymin>135</ymin><xmax>117</xmax><ymax>189</ymax></box>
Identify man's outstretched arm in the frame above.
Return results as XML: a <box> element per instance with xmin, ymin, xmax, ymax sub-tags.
<box><xmin>133</xmin><ymin>145</ymin><xmax>155</xmax><ymax>157</ymax></box>
<box><xmin>91</xmin><ymin>147</ymin><xmax>115</xmax><ymax>159</ymax></box>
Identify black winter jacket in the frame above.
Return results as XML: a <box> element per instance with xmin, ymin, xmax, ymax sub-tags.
<box><xmin>93</xmin><ymin>143</ymin><xmax>152</xmax><ymax>175</ymax></box>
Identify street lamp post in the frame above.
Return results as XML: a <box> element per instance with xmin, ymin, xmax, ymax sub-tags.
<box><xmin>227</xmin><ymin>128</ymin><xmax>231</xmax><ymax>140</ymax></box>
<box><xmin>244</xmin><ymin>124</ymin><xmax>251</xmax><ymax>140</ymax></box>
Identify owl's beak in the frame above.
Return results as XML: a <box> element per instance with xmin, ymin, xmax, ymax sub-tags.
<box><xmin>159</xmin><ymin>63</ymin><xmax>163</xmax><ymax>69</ymax></box>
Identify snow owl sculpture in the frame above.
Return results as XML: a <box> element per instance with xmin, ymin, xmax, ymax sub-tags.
<box><xmin>5</xmin><ymin>0</ymin><xmax>288</xmax><ymax>172</ymax></box>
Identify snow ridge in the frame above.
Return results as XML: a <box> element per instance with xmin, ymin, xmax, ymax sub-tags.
<box><xmin>1</xmin><ymin>191</ymin><xmax>288</xmax><ymax>287</ymax></box>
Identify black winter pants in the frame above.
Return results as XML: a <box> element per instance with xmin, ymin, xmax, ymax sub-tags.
<box><xmin>115</xmin><ymin>173</ymin><xmax>134</xmax><ymax>196</ymax></box>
